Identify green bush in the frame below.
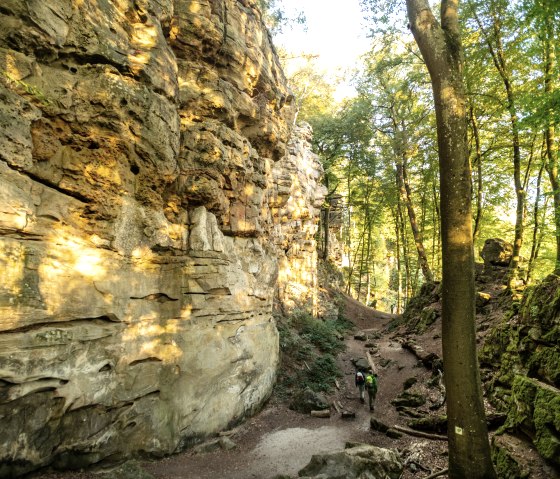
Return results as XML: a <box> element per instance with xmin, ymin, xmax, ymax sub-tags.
<box><xmin>275</xmin><ymin>309</ymin><xmax>351</xmax><ymax>396</ymax></box>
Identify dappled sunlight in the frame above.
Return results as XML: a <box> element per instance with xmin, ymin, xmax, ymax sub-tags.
<box><xmin>440</xmin><ymin>85</ymin><xmax>464</xmax><ymax>116</ymax></box>
<box><xmin>73</xmin><ymin>251</ymin><xmax>104</xmax><ymax>278</ymax></box>
<box><xmin>41</xmin><ymin>225</ymin><xmax>107</xmax><ymax>280</ymax></box>
<box><xmin>0</xmin><ymin>241</ymin><xmax>25</xmax><ymax>296</ymax></box>
<box><xmin>244</xmin><ymin>184</ymin><xmax>255</xmax><ymax>196</ymax></box>
<box><xmin>122</xmin><ymin>317</ymin><xmax>185</xmax><ymax>364</ymax></box>
<box><xmin>131</xmin><ymin>245</ymin><xmax>155</xmax><ymax>261</ymax></box>
<box><xmin>36</xmin><ymin>224</ymin><xmax>110</xmax><ymax>316</ymax></box>
<box><xmin>129</xmin><ymin>22</ymin><xmax>158</xmax><ymax>73</ymax></box>
<box><xmin>84</xmin><ymin>163</ymin><xmax>121</xmax><ymax>185</ymax></box>
<box><xmin>189</xmin><ymin>1</ymin><xmax>202</xmax><ymax>14</ymax></box>
<box><xmin>278</xmin><ymin>253</ymin><xmax>317</xmax><ymax>309</ymax></box>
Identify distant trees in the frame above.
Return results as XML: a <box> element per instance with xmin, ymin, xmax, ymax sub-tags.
<box><xmin>277</xmin><ymin>0</ymin><xmax>559</xmax><ymax>307</ymax></box>
<box><xmin>276</xmin><ymin>0</ymin><xmax>558</xmax><ymax>475</ymax></box>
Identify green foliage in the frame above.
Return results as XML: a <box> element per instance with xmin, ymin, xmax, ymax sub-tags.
<box><xmin>275</xmin><ymin>309</ymin><xmax>351</xmax><ymax>396</ymax></box>
<box><xmin>284</xmin><ymin>309</ymin><xmax>350</xmax><ymax>355</ymax></box>
<box><xmin>1</xmin><ymin>71</ymin><xmax>51</xmax><ymax>105</ymax></box>
<box><xmin>258</xmin><ymin>0</ymin><xmax>305</xmax><ymax>34</ymax></box>
<box><xmin>491</xmin><ymin>438</ymin><xmax>531</xmax><ymax>479</ymax></box>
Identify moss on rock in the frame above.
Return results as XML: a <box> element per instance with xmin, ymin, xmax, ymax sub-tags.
<box><xmin>502</xmin><ymin>375</ymin><xmax>560</xmax><ymax>468</ymax></box>
<box><xmin>491</xmin><ymin>435</ymin><xmax>531</xmax><ymax>479</ymax></box>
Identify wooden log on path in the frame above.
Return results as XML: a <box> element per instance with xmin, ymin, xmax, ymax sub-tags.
<box><xmin>422</xmin><ymin>468</ymin><xmax>449</xmax><ymax>479</ymax></box>
<box><xmin>311</xmin><ymin>409</ymin><xmax>331</xmax><ymax>418</ymax></box>
<box><xmin>392</xmin><ymin>425</ymin><xmax>448</xmax><ymax>441</ymax></box>
<box><xmin>366</xmin><ymin>351</ymin><xmax>377</xmax><ymax>374</ymax></box>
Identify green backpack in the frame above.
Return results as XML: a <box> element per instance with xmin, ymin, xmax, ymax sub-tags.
<box><xmin>365</xmin><ymin>374</ymin><xmax>377</xmax><ymax>392</ymax></box>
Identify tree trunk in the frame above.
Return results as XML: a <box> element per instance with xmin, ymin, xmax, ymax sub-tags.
<box><xmin>526</xmin><ymin>162</ymin><xmax>545</xmax><ymax>284</ymax></box>
<box><xmin>394</xmin><ymin>209</ymin><xmax>402</xmax><ymax>314</ymax></box>
<box><xmin>542</xmin><ymin>19</ymin><xmax>560</xmax><ymax>275</ymax></box>
<box><xmin>469</xmin><ymin>107</ymin><xmax>484</xmax><ymax>242</ymax></box>
<box><xmin>432</xmin><ymin>181</ymin><xmax>441</xmax><ymax>274</ymax></box>
<box><xmin>321</xmin><ymin>176</ymin><xmax>331</xmax><ymax>261</ymax></box>
<box><xmin>406</xmin><ymin>1</ymin><xmax>496</xmax><ymax>477</ymax></box>
<box><xmin>396</xmin><ymin>158</ymin><xmax>434</xmax><ymax>283</ymax></box>
<box><xmin>474</xmin><ymin>10</ymin><xmax>525</xmax><ymax>288</ymax></box>
<box><xmin>397</xmin><ymin>202</ymin><xmax>411</xmax><ymax>307</ymax></box>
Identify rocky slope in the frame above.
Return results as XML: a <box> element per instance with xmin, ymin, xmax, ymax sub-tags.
<box><xmin>0</xmin><ymin>1</ymin><xmax>324</xmax><ymax>476</ymax></box>
<box><xmin>395</xmin><ymin>239</ymin><xmax>560</xmax><ymax>476</ymax></box>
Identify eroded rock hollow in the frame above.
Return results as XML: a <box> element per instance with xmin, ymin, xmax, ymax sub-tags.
<box><xmin>0</xmin><ymin>1</ymin><xmax>325</xmax><ymax>475</ymax></box>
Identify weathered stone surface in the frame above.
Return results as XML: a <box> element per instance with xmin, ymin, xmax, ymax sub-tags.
<box><xmin>289</xmin><ymin>388</ymin><xmax>329</xmax><ymax>414</ymax></box>
<box><xmin>480</xmin><ymin>238</ymin><xmax>513</xmax><ymax>266</ymax></box>
<box><xmin>298</xmin><ymin>443</ymin><xmax>403</xmax><ymax>479</ymax></box>
<box><xmin>0</xmin><ymin>0</ymin><xmax>324</xmax><ymax>476</ymax></box>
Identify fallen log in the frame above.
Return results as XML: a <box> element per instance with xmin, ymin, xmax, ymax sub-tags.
<box><xmin>392</xmin><ymin>425</ymin><xmax>447</xmax><ymax>441</ymax></box>
<box><xmin>366</xmin><ymin>351</ymin><xmax>377</xmax><ymax>374</ymax></box>
<box><xmin>422</xmin><ymin>468</ymin><xmax>449</xmax><ymax>479</ymax></box>
<box><xmin>311</xmin><ymin>409</ymin><xmax>331</xmax><ymax>418</ymax></box>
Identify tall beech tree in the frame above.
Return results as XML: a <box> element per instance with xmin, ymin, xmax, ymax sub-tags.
<box><xmin>405</xmin><ymin>0</ymin><xmax>496</xmax><ymax>477</ymax></box>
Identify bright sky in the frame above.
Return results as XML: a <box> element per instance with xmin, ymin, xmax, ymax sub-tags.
<box><xmin>273</xmin><ymin>0</ymin><xmax>371</xmax><ymax>100</ymax></box>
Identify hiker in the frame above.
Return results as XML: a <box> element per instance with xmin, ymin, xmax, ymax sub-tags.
<box><xmin>365</xmin><ymin>371</ymin><xmax>378</xmax><ymax>411</ymax></box>
<box><xmin>355</xmin><ymin>369</ymin><xmax>365</xmax><ymax>403</ymax></box>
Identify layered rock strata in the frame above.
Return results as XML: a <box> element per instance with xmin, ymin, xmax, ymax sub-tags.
<box><xmin>0</xmin><ymin>1</ymin><xmax>324</xmax><ymax>476</ymax></box>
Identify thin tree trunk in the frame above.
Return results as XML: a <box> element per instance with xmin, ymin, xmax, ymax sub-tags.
<box><xmin>398</xmin><ymin>201</ymin><xmax>411</xmax><ymax>307</ymax></box>
<box><xmin>470</xmin><ymin>106</ymin><xmax>484</xmax><ymax>242</ymax></box>
<box><xmin>321</xmin><ymin>176</ymin><xmax>331</xmax><ymax>261</ymax></box>
<box><xmin>474</xmin><ymin>10</ymin><xmax>525</xmax><ymax>289</ymax></box>
<box><xmin>526</xmin><ymin>162</ymin><xmax>545</xmax><ymax>284</ymax></box>
<box><xmin>394</xmin><ymin>208</ymin><xmax>402</xmax><ymax>314</ymax></box>
<box><xmin>432</xmin><ymin>180</ymin><xmax>441</xmax><ymax>275</ymax></box>
<box><xmin>395</xmin><ymin>137</ymin><xmax>434</xmax><ymax>284</ymax></box>
<box><xmin>364</xmin><ymin>222</ymin><xmax>373</xmax><ymax>305</ymax></box>
<box><xmin>406</xmin><ymin>1</ymin><xmax>496</xmax><ymax>477</ymax></box>
<box><xmin>542</xmin><ymin>20</ymin><xmax>560</xmax><ymax>274</ymax></box>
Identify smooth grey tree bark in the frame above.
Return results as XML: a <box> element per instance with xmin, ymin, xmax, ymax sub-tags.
<box><xmin>405</xmin><ymin>0</ymin><xmax>497</xmax><ymax>477</ymax></box>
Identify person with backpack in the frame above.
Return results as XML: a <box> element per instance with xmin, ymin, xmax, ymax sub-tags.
<box><xmin>365</xmin><ymin>371</ymin><xmax>378</xmax><ymax>411</ymax></box>
<box><xmin>355</xmin><ymin>369</ymin><xmax>365</xmax><ymax>403</ymax></box>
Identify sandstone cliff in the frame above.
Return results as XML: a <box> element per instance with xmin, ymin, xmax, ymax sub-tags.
<box><xmin>0</xmin><ymin>1</ymin><xmax>324</xmax><ymax>476</ymax></box>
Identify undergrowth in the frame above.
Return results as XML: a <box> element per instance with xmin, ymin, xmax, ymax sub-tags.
<box><xmin>275</xmin><ymin>308</ymin><xmax>353</xmax><ymax>398</ymax></box>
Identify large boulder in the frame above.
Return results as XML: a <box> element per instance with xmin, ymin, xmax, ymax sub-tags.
<box><xmin>298</xmin><ymin>443</ymin><xmax>403</xmax><ymax>479</ymax></box>
<box><xmin>289</xmin><ymin>388</ymin><xmax>329</xmax><ymax>414</ymax></box>
<box><xmin>480</xmin><ymin>238</ymin><xmax>513</xmax><ymax>267</ymax></box>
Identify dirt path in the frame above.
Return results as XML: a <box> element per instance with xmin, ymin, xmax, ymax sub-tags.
<box><xmin>139</xmin><ymin>299</ymin><xmax>448</xmax><ymax>479</ymax></box>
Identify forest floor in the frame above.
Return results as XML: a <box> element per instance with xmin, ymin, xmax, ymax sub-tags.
<box><xmin>34</xmin><ymin>292</ymin><xmax>455</xmax><ymax>479</ymax></box>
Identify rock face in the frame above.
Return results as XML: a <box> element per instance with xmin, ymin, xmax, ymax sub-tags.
<box><xmin>0</xmin><ymin>1</ymin><xmax>324</xmax><ymax>476</ymax></box>
<box><xmin>480</xmin><ymin>275</ymin><xmax>560</xmax><ymax>471</ymax></box>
